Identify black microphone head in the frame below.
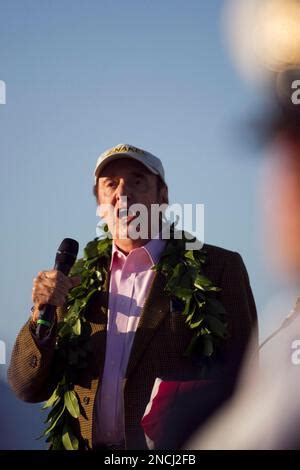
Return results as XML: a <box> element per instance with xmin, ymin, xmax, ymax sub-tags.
<box><xmin>54</xmin><ymin>238</ymin><xmax>79</xmax><ymax>274</ymax></box>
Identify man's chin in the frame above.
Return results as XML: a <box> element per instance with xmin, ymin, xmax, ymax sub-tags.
<box><xmin>110</xmin><ymin>220</ymin><xmax>150</xmax><ymax>241</ymax></box>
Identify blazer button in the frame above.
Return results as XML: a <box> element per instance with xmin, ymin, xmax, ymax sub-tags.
<box><xmin>83</xmin><ymin>396</ymin><xmax>90</xmax><ymax>405</ymax></box>
<box><xmin>29</xmin><ymin>355</ymin><xmax>38</xmax><ymax>368</ymax></box>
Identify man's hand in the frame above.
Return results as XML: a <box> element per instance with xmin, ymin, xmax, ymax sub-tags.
<box><xmin>31</xmin><ymin>270</ymin><xmax>81</xmax><ymax>322</ymax></box>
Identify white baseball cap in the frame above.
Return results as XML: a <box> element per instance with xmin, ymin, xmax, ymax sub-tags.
<box><xmin>94</xmin><ymin>143</ymin><xmax>166</xmax><ymax>185</ymax></box>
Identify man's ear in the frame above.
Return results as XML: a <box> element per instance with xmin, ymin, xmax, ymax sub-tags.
<box><xmin>93</xmin><ymin>180</ymin><xmax>100</xmax><ymax>205</ymax></box>
<box><xmin>159</xmin><ymin>184</ymin><xmax>169</xmax><ymax>205</ymax></box>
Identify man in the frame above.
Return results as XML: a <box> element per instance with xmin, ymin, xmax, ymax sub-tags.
<box><xmin>8</xmin><ymin>143</ymin><xmax>257</xmax><ymax>450</ymax></box>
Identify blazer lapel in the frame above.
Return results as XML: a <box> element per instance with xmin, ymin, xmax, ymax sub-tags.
<box><xmin>84</xmin><ymin>264</ymin><xmax>110</xmax><ymax>379</ymax></box>
<box><xmin>125</xmin><ymin>270</ymin><xmax>170</xmax><ymax>378</ymax></box>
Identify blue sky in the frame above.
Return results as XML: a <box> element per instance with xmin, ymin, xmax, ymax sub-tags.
<box><xmin>0</xmin><ymin>0</ymin><xmax>293</xmax><ymax>448</ymax></box>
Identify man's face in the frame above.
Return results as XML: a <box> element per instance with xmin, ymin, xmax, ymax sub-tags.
<box><xmin>97</xmin><ymin>158</ymin><xmax>167</xmax><ymax>245</ymax></box>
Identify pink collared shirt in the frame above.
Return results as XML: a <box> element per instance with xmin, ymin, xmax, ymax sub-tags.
<box><xmin>94</xmin><ymin>237</ymin><xmax>166</xmax><ymax>445</ymax></box>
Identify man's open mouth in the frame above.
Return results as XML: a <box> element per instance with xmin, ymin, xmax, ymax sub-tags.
<box><xmin>116</xmin><ymin>207</ymin><xmax>137</xmax><ymax>222</ymax></box>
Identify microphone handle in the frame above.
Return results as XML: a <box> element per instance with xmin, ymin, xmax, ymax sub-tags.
<box><xmin>35</xmin><ymin>305</ymin><xmax>57</xmax><ymax>340</ymax></box>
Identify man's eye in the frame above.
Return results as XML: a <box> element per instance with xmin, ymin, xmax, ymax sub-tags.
<box><xmin>106</xmin><ymin>181</ymin><xmax>117</xmax><ymax>188</ymax></box>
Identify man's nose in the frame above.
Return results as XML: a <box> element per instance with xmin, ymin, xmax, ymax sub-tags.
<box><xmin>115</xmin><ymin>179</ymin><xmax>131</xmax><ymax>199</ymax></box>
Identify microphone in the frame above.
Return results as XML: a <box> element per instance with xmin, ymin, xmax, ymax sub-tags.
<box><xmin>35</xmin><ymin>238</ymin><xmax>79</xmax><ymax>340</ymax></box>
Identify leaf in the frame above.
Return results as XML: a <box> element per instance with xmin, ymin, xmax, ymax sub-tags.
<box><xmin>95</xmin><ymin>270</ymin><xmax>103</xmax><ymax>281</ymax></box>
<box><xmin>172</xmin><ymin>287</ymin><xmax>193</xmax><ymax>300</ymax></box>
<box><xmin>200</xmin><ymin>326</ymin><xmax>211</xmax><ymax>335</ymax></box>
<box><xmin>68</xmin><ymin>285</ymin><xmax>85</xmax><ymax>299</ymax></box>
<box><xmin>182</xmin><ymin>296</ymin><xmax>192</xmax><ymax>316</ymax></box>
<box><xmin>43</xmin><ymin>397</ymin><xmax>64</xmax><ymax>424</ymax></box>
<box><xmin>64</xmin><ymin>390</ymin><xmax>80</xmax><ymax>419</ymax></box>
<box><xmin>194</xmin><ymin>274</ymin><xmax>213</xmax><ymax>290</ymax></box>
<box><xmin>206</xmin><ymin>315</ymin><xmax>228</xmax><ymax>338</ymax></box>
<box><xmin>97</xmin><ymin>238</ymin><xmax>112</xmax><ymax>256</ymax></box>
<box><xmin>180</xmin><ymin>270</ymin><xmax>195</xmax><ymax>289</ymax></box>
<box><xmin>206</xmin><ymin>298</ymin><xmax>227</xmax><ymax>316</ymax></box>
<box><xmin>207</xmin><ymin>286</ymin><xmax>221</xmax><ymax>292</ymax></box>
<box><xmin>72</xmin><ymin>318</ymin><xmax>81</xmax><ymax>336</ymax></box>
<box><xmin>186</xmin><ymin>305</ymin><xmax>203</xmax><ymax>324</ymax></box>
<box><xmin>183</xmin><ymin>331</ymin><xmax>200</xmax><ymax>357</ymax></box>
<box><xmin>188</xmin><ymin>297</ymin><xmax>205</xmax><ymax>326</ymax></box>
<box><xmin>70</xmin><ymin>299</ymin><xmax>83</xmax><ymax>316</ymax></box>
<box><xmin>44</xmin><ymin>405</ymin><xmax>65</xmax><ymax>435</ymax></box>
<box><xmin>84</xmin><ymin>240</ymin><xmax>99</xmax><ymax>259</ymax></box>
<box><xmin>84</xmin><ymin>257</ymin><xmax>98</xmax><ymax>268</ymax></box>
<box><xmin>69</xmin><ymin>258</ymin><xmax>85</xmax><ymax>276</ymax></box>
<box><xmin>82</xmin><ymin>288</ymin><xmax>98</xmax><ymax>306</ymax></box>
<box><xmin>194</xmin><ymin>295</ymin><xmax>206</xmax><ymax>310</ymax></box>
<box><xmin>202</xmin><ymin>336</ymin><xmax>214</xmax><ymax>357</ymax></box>
<box><xmin>184</xmin><ymin>250</ymin><xmax>195</xmax><ymax>261</ymax></box>
<box><xmin>62</xmin><ymin>424</ymin><xmax>79</xmax><ymax>451</ymax></box>
<box><xmin>190</xmin><ymin>318</ymin><xmax>203</xmax><ymax>330</ymax></box>
<box><xmin>166</xmin><ymin>263</ymin><xmax>185</xmax><ymax>291</ymax></box>
<box><xmin>57</xmin><ymin>322</ymin><xmax>73</xmax><ymax>337</ymax></box>
<box><xmin>42</xmin><ymin>388</ymin><xmax>60</xmax><ymax>410</ymax></box>
<box><xmin>51</xmin><ymin>433</ymin><xmax>64</xmax><ymax>450</ymax></box>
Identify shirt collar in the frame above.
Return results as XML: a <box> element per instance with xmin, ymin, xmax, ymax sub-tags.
<box><xmin>110</xmin><ymin>236</ymin><xmax>166</xmax><ymax>270</ymax></box>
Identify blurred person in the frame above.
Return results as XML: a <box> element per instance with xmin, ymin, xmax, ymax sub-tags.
<box><xmin>7</xmin><ymin>143</ymin><xmax>257</xmax><ymax>450</ymax></box>
<box><xmin>186</xmin><ymin>71</ymin><xmax>300</xmax><ymax>450</ymax></box>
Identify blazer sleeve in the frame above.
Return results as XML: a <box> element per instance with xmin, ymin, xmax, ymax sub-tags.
<box><xmin>218</xmin><ymin>251</ymin><xmax>258</xmax><ymax>382</ymax></box>
<box><xmin>7</xmin><ymin>308</ymin><xmax>64</xmax><ymax>403</ymax></box>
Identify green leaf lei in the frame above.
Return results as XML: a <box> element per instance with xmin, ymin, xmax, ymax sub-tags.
<box><xmin>42</xmin><ymin>226</ymin><xmax>228</xmax><ymax>450</ymax></box>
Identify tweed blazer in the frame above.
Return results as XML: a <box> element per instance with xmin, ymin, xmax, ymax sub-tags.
<box><xmin>8</xmin><ymin>242</ymin><xmax>257</xmax><ymax>449</ymax></box>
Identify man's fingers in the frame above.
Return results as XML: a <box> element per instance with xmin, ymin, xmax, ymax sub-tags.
<box><xmin>33</xmin><ymin>280</ymin><xmax>70</xmax><ymax>296</ymax></box>
<box><xmin>31</xmin><ymin>270</ymin><xmax>80</xmax><ymax>316</ymax></box>
<box><xmin>33</xmin><ymin>277</ymin><xmax>66</xmax><ymax>293</ymax></box>
<box><xmin>32</xmin><ymin>293</ymin><xmax>48</xmax><ymax>305</ymax></box>
<box><xmin>34</xmin><ymin>271</ymin><xmax>75</xmax><ymax>290</ymax></box>
<box><xmin>33</xmin><ymin>286</ymin><xmax>69</xmax><ymax>302</ymax></box>
<box><xmin>32</xmin><ymin>293</ymin><xmax>66</xmax><ymax>307</ymax></box>
<box><xmin>37</xmin><ymin>270</ymin><xmax>73</xmax><ymax>289</ymax></box>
